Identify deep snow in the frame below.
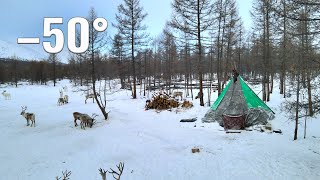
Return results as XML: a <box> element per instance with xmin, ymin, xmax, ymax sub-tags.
<box><xmin>0</xmin><ymin>79</ymin><xmax>319</xmax><ymax>180</ymax></box>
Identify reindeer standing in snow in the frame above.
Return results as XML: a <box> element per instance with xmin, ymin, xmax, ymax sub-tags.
<box><xmin>2</xmin><ymin>90</ymin><xmax>11</xmax><ymax>100</ymax></box>
<box><xmin>85</xmin><ymin>93</ymin><xmax>100</xmax><ymax>104</ymax></box>
<box><xmin>20</xmin><ymin>106</ymin><xmax>36</xmax><ymax>127</ymax></box>
<box><xmin>59</xmin><ymin>89</ymin><xmax>63</xmax><ymax>98</ymax></box>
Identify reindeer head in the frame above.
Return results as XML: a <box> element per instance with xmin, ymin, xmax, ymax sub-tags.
<box><xmin>89</xmin><ymin>113</ymin><xmax>99</xmax><ymax>128</ymax></box>
<box><xmin>20</xmin><ymin>106</ymin><xmax>27</xmax><ymax>115</ymax></box>
<box><xmin>59</xmin><ymin>89</ymin><xmax>63</xmax><ymax>96</ymax></box>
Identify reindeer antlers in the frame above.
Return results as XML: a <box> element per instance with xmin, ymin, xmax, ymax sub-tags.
<box><xmin>99</xmin><ymin>168</ymin><xmax>107</xmax><ymax>180</ymax></box>
<box><xmin>21</xmin><ymin>106</ymin><xmax>27</xmax><ymax>111</ymax></box>
<box><xmin>99</xmin><ymin>162</ymin><xmax>124</xmax><ymax>180</ymax></box>
<box><xmin>91</xmin><ymin>113</ymin><xmax>99</xmax><ymax>119</ymax></box>
<box><xmin>55</xmin><ymin>170</ymin><xmax>71</xmax><ymax>180</ymax></box>
<box><xmin>108</xmin><ymin>162</ymin><xmax>124</xmax><ymax>180</ymax></box>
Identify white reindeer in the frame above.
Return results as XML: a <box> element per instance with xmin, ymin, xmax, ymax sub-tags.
<box><xmin>20</xmin><ymin>106</ymin><xmax>36</xmax><ymax>127</ymax></box>
<box><xmin>85</xmin><ymin>93</ymin><xmax>100</xmax><ymax>104</ymax></box>
<box><xmin>59</xmin><ymin>89</ymin><xmax>63</xmax><ymax>98</ymax></box>
<box><xmin>63</xmin><ymin>86</ymin><xmax>68</xmax><ymax>92</ymax></box>
<box><xmin>2</xmin><ymin>90</ymin><xmax>11</xmax><ymax>100</ymax></box>
<box><xmin>172</xmin><ymin>91</ymin><xmax>183</xmax><ymax>101</ymax></box>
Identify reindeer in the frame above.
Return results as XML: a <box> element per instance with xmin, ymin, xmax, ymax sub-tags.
<box><xmin>2</xmin><ymin>90</ymin><xmax>11</xmax><ymax>100</ymax></box>
<box><xmin>73</xmin><ymin>112</ymin><xmax>98</xmax><ymax>129</ymax></box>
<box><xmin>62</xmin><ymin>86</ymin><xmax>68</xmax><ymax>92</ymax></box>
<box><xmin>63</xmin><ymin>95</ymin><xmax>69</xmax><ymax>104</ymax></box>
<box><xmin>85</xmin><ymin>93</ymin><xmax>100</xmax><ymax>104</ymax></box>
<box><xmin>73</xmin><ymin>112</ymin><xmax>83</xmax><ymax>127</ymax></box>
<box><xmin>172</xmin><ymin>91</ymin><xmax>183</xmax><ymax>101</ymax></box>
<box><xmin>59</xmin><ymin>89</ymin><xmax>63</xmax><ymax>98</ymax></box>
<box><xmin>20</xmin><ymin>106</ymin><xmax>35</xmax><ymax>127</ymax></box>
<box><xmin>79</xmin><ymin>113</ymin><xmax>98</xmax><ymax>129</ymax></box>
<box><xmin>57</xmin><ymin>97</ymin><xmax>66</xmax><ymax>106</ymax></box>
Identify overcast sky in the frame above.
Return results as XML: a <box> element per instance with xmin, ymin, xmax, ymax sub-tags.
<box><xmin>0</xmin><ymin>0</ymin><xmax>253</xmax><ymax>60</ymax></box>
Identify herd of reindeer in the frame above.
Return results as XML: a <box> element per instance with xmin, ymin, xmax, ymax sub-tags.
<box><xmin>1</xmin><ymin>86</ymin><xmax>100</xmax><ymax>130</ymax></box>
<box><xmin>1</xmin><ymin>84</ymin><xmax>190</xmax><ymax>130</ymax></box>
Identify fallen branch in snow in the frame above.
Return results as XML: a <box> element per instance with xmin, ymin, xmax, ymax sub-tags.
<box><xmin>55</xmin><ymin>170</ymin><xmax>71</xmax><ymax>180</ymax></box>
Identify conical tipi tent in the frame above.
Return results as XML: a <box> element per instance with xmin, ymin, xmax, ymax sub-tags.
<box><xmin>202</xmin><ymin>76</ymin><xmax>274</xmax><ymax>130</ymax></box>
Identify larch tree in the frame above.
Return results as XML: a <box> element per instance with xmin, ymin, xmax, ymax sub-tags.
<box><xmin>252</xmin><ymin>0</ymin><xmax>274</xmax><ymax>102</ymax></box>
<box><xmin>111</xmin><ymin>33</ymin><xmax>126</xmax><ymax>89</ymax></box>
<box><xmin>170</xmin><ymin>0</ymin><xmax>214</xmax><ymax>106</ymax></box>
<box><xmin>113</xmin><ymin>0</ymin><xmax>148</xmax><ymax>99</ymax></box>
<box><xmin>48</xmin><ymin>53</ymin><xmax>58</xmax><ymax>87</ymax></box>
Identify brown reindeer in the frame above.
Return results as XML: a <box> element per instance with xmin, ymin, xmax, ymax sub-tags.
<box><xmin>73</xmin><ymin>112</ymin><xmax>98</xmax><ymax>129</ymax></box>
<box><xmin>57</xmin><ymin>97</ymin><xmax>65</xmax><ymax>106</ymax></box>
<box><xmin>20</xmin><ymin>106</ymin><xmax>36</xmax><ymax>127</ymax></box>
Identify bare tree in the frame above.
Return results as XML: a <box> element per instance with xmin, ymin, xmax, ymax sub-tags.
<box><xmin>170</xmin><ymin>0</ymin><xmax>214</xmax><ymax>106</ymax></box>
<box><xmin>48</xmin><ymin>53</ymin><xmax>59</xmax><ymax>87</ymax></box>
<box><xmin>87</xmin><ymin>7</ymin><xmax>109</xmax><ymax>120</ymax></box>
<box><xmin>111</xmin><ymin>33</ymin><xmax>126</xmax><ymax>89</ymax></box>
<box><xmin>113</xmin><ymin>0</ymin><xmax>148</xmax><ymax>99</ymax></box>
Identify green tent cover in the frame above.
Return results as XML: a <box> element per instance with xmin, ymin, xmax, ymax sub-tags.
<box><xmin>211</xmin><ymin>76</ymin><xmax>274</xmax><ymax>113</ymax></box>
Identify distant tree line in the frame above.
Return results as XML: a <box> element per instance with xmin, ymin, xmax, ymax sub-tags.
<box><xmin>1</xmin><ymin>0</ymin><xmax>320</xmax><ymax>139</ymax></box>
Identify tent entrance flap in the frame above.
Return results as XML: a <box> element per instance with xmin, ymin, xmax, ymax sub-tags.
<box><xmin>211</xmin><ymin>80</ymin><xmax>232</xmax><ymax>110</ymax></box>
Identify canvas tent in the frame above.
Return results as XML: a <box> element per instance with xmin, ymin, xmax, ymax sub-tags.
<box><xmin>202</xmin><ymin>76</ymin><xmax>275</xmax><ymax>129</ymax></box>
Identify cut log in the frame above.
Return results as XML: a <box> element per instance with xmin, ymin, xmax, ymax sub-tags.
<box><xmin>191</xmin><ymin>148</ymin><xmax>200</xmax><ymax>153</ymax></box>
<box><xmin>145</xmin><ymin>92</ymin><xmax>180</xmax><ymax>110</ymax></box>
<box><xmin>226</xmin><ymin>130</ymin><xmax>242</xmax><ymax>134</ymax></box>
<box><xmin>273</xmin><ymin>129</ymin><xmax>282</xmax><ymax>134</ymax></box>
<box><xmin>180</xmin><ymin>118</ymin><xmax>197</xmax><ymax>122</ymax></box>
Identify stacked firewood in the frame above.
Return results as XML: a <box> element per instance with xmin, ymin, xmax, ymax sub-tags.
<box><xmin>145</xmin><ymin>92</ymin><xmax>180</xmax><ymax>110</ymax></box>
<box><xmin>181</xmin><ymin>100</ymin><xmax>193</xmax><ymax>108</ymax></box>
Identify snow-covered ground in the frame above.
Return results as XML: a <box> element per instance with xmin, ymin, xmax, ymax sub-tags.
<box><xmin>0</xmin><ymin>79</ymin><xmax>319</xmax><ymax>180</ymax></box>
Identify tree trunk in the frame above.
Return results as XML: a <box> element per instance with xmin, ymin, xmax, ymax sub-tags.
<box><xmin>294</xmin><ymin>73</ymin><xmax>300</xmax><ymax>141</ymax></box>
<box><xmin>197</xmin><ymin>0</ymin><xmax>204</xmax><ymax>106</ymax></box>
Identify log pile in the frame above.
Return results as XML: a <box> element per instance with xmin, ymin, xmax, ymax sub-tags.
<box><xmin>181</xmin><ymin>100</ymin><xmax>193</xmax><ymax>108</ymax></box>
<box><xmin>145</xmin><ymin>92</ymin><xmax>179</xmax><ymax>110</ymax></box>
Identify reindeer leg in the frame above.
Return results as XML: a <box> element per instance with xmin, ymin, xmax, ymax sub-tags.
<box><xmin>26</xmin><ymin>119</ymin><xmax>29</xmax><ymax>126</ymax></box>
<box><xmin>74</xmin><ymin>119</ymin><xmax>78</xmax><ymax>127</ymax></box>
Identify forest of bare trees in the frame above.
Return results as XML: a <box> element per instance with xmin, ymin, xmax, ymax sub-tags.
<box><xmin>1</xmin><ymin>0</ymin><xmax>320</xmax><ymax>140</ymax></box>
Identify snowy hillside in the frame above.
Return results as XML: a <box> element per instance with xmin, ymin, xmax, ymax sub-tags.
<box><xmin>0</xmin><ymin>80</ymin><xmax>319</xmax><ymax>179</ymax></box>
<box><xmin>0</xmin><ymin>40</ymin><xmax>47</xmax><ymax>60</ymax></box>
<box><xmin>0</xmin><ymin>40</ymin><xmax>69</xmax><ymax>62</ymax></box>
